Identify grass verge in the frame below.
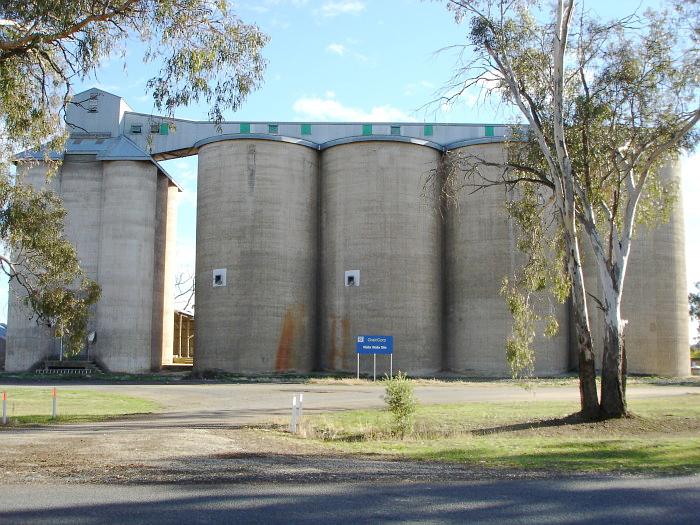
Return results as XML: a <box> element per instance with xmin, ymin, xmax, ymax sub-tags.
<box><xmin>0</xmin><ymin>387</ymin><xmax>159</xmax><ymax>426</ymax></box>
<box><xmin>292</xmin><ymin>394</ymin><xmax>700</xmax><ymax>474</ymax></box>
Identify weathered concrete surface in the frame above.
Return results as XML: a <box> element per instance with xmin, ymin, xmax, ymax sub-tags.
<box><xmin>151</xmin><ymin>174</ymin><xmax>179</xmax><ymax>369</ymax></box>
<box><xmin>195</xmin><ymin>140</ymin><xmax>318</xmax><ymax>373</ymax></box>
<box><xmin>320</xmin><ymin>141</ymin><xmax>443</xmax><ymax>375</ymax></box>
<box><xmin>95</xmin><ymin>161</ymin><xmax>158</xmax><ymax>372</ymax></box>
<box><xmin>446</xmin><ymin>144</ymin><xmax>570</xmax><ymax>376</ymax></box>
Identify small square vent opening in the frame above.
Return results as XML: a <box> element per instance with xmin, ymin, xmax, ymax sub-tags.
<box><xmin>213</xmin><ymin>268</ymin><xmax>227</xmax><ymax>287</ymax></box>
<box><xmin>344</xmin><ymin>270</ymin><xmax>360</xmax><ymax>287</ymax></box>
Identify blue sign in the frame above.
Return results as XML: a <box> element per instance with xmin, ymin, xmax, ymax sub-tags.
<box><xmin>356</xmin><ymin>335</ymin><xmax>393</xmax><ymax>355</ymax></box>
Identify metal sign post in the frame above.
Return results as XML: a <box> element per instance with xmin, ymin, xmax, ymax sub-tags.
<box><xmin>355</xmin><ymin>335</ymin><xmax>393</xmax><ymax>380</ymax></box>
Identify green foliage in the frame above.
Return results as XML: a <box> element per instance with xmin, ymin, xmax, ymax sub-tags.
<box><xmin>0</xmin><ymin>177</ymin><xmax>100</xmax><ymax>354</ymax></box>
<box><xmin>499</xmin><ymin>185</ymin><xmax>569</xmax><ymax>379</ymax></box>
<box><xmin>690</xmin><ymin>282</ymin><xmax>700</xmax><ymax>342</ymax></box>
<box><xmin>383</xmin><ymin>372</ymin><xmax>417</xmax><ymax>438</ymax></box>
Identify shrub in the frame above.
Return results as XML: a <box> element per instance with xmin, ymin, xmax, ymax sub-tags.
<box><xmin>383</xmin><ymin>372</ymin><xmax>417</xmax><ymax>438</ymax></box>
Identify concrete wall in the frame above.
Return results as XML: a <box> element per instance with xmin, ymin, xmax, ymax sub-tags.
<box><xmin>195</xmin><ymin>140</ymin><xmax>318</xmax><ymax>373</ymax></box>
<box><xmin>445</xmin><ymin>144</ymin><xmax>570</xmax><ymax>376</ymax></box>
<box><xmin>320</xmin><ymin>141</ymin><xmax>443</xmax><ymax>375</ymax></box>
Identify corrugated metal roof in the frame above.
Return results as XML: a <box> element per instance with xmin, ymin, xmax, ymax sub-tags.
<box><xmin>14</xmin><ymin>136</ymin><xmax>183</xmax><ymax>192</ymax></box>
<box><xmin>96</xmin><ymin>136</ymin><xmax>152</xmax><ymax>161</ymax></box>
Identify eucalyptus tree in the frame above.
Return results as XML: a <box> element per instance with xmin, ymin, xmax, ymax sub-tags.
<box><xmin>0</xmin><ymin>0</ymin><xmax>268</xmax><ymax>354</ymax></box>
<box><xmin>691</xmin><ymin>283</ymin><xmax>700</xmax><ymax>342</ymax></box>
<box><xmin>440</xmin><ymin>0</ymin><xmax>699</xmax><ymax>417</ymax></box>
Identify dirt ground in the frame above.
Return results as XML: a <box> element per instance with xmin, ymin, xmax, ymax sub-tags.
<box><xmin>1</xmin><ymin>426</ymin><xmax>547</xmax><ymax>485</ymax></box>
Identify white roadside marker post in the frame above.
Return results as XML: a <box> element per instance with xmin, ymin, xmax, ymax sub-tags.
<box><xmin>51</xmin><ymin>387</ymin><xmax>57</xmax><ymax>419</ymax></box>
<box><xmin>2</xmin><ymin>392</ymin><xmax>6</xmax><ymax>425</ymax></box>
<box><xmin>298</xmin><ymin>393</ymin><xmax>304</xmax><ymax>423</ymax></box>
<box><xmin>290</xmin><ymin>395</ymin><xmax>298</xmax><ymax>434</ymax></box>
<box><xmin>390</xmin><ymin>354</ymin><xmax>393</xmax><ymax>379</ymax></box>
<box><xmin>373</xmin><ymin>353</ymin><xmax>376</xmax><ymax>382</ymax></box>
<box><xmin>357</xmin><ymin>353</ymin><xmax>360</xmax><ymax>380</ymax></box>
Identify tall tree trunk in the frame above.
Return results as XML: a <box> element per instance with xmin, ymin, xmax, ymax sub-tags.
<box><xmin>563</xmin><ymin>228</ymin><xmax>600</xmax><ymax>419</ymax></box>
<box><xmin>575</xmin><ymin>311</ymin><xmax>599</xmax><ymax>419</ymax></box>
<box><xmin>600</xmin><ymin>314</ymin><xmax>628</xmax><ymax>417</ymax></box>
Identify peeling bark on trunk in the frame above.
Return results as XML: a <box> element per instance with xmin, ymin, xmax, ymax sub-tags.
<box><xmin>563</xmin><ymin>228</ymin><xmax>600</xmax><ymax>419</ymax></box>
<box><xmin>601</xmin><ymin>320</ymin><xmax>628</xmax><ymax>417</ymax></box>
<box><xmin>576</xmin><ymin>315</ymin><xmax>599</xmax><ymax>419</ymax></box>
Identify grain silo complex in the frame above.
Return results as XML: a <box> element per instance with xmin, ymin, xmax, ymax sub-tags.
<box><xmin>4</xmin><ymin>88</ymin><xmax>691</xmax><ymax>377</ymax></box>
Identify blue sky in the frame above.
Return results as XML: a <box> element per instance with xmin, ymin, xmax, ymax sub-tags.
<box><xmin>2</xmin><ymin>0</ymin><xmax>698</xmax><ymax>339</ymax></box>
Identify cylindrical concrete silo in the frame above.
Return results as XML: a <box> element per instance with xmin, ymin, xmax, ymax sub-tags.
<box><xmin>95</xmin><ymin>160</ymin><xmax>158</xmax><ymax>372</ymax></box>
<box><xmin>194</xmin><ymin>138</ymin><xmax>318</xmax><ymax>373</ymax></box>
<box><xmin>151</xmin><ymin>173</ymin><xmax>180</xmax><ymax>369</ymax></box>
<box><xmin>584</xmin><ymin>161</ymin><xmax>689</xmax><ymax>376</ymax></box>
<box><xmin>445</xmin><ymin>143</ymin><xmax>570</xmax><ymax>376</ymax></box>
<box><xmin>319</xmin><ymin>139</ymin><xmax>443</xmax><ymax>376</ymax></box>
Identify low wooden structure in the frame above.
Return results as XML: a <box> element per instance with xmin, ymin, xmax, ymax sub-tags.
<box><xmin>173</xmin><ymin>310</ymin><xmax>194</xmax><ymax>363</ymax></box>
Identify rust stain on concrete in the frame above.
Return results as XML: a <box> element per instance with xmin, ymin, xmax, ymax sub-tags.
<box><xmin>275</xmin><ymin>304</ymin><xmax>306</xmax><ymax>371</ymax></box>
<box><xmin>275</xmin><ymin>306</ymin><xmax>296</xmax><ymax>371</ymax></box>
<box><xmin>341</xmin><ymin>317</ymin><xmax>352</xmax><ymax>369</ymax></box>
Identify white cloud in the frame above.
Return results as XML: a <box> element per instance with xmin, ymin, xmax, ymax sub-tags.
<box><xmin>326</xmin><ymin>43</ymin><xmax>346</xmax><ymax>55</ymax></box>
<box><xmin>325</xmin><ymin>40</ymin><xmax>370</xmax><ymax>63</ymax></box>
<box><xmin>320</xmin><ymin>1</ymin><xmax>365</xmax><ymax>17</ymax></box>
<box><xmin>293</xmin><ymin>95</ymin><xmax>416</xmax><ymax>122</ymax></box>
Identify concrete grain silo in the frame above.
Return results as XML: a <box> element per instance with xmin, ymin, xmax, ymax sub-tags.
<box><xmin>5</xmin><ymin>88</ymin><xmax>689</xmax><ymax>378</ymax></box>
<box><xmin>445</xmin><ymin>143</ymin><xmax>570</xmax><ymax>376</ymax></box>
<box><xmin>194</xmin><ymin>138</ymin><xmax>318</xmax><ymax>373</ymax></box>
<box><xmin>319</xmin><ymin>139</ymin><xmax>443</xmax><ymax>375</ymax></box>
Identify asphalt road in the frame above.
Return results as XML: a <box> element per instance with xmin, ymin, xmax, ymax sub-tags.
<box><xmin>1</xmin><ymin>475</ymin><xmax>698</xmax><ymax>524</ymax></box>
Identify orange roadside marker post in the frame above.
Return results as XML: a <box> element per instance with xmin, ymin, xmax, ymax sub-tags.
<box><xmin>51</xmin><ymin>387</ymin><xmax>57</xmax><ymax>419</ymax></box>
<box><xmin>2</xmin><ymin>391</ymin><xmax>6</xmax><ymax>425</ymax></box>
